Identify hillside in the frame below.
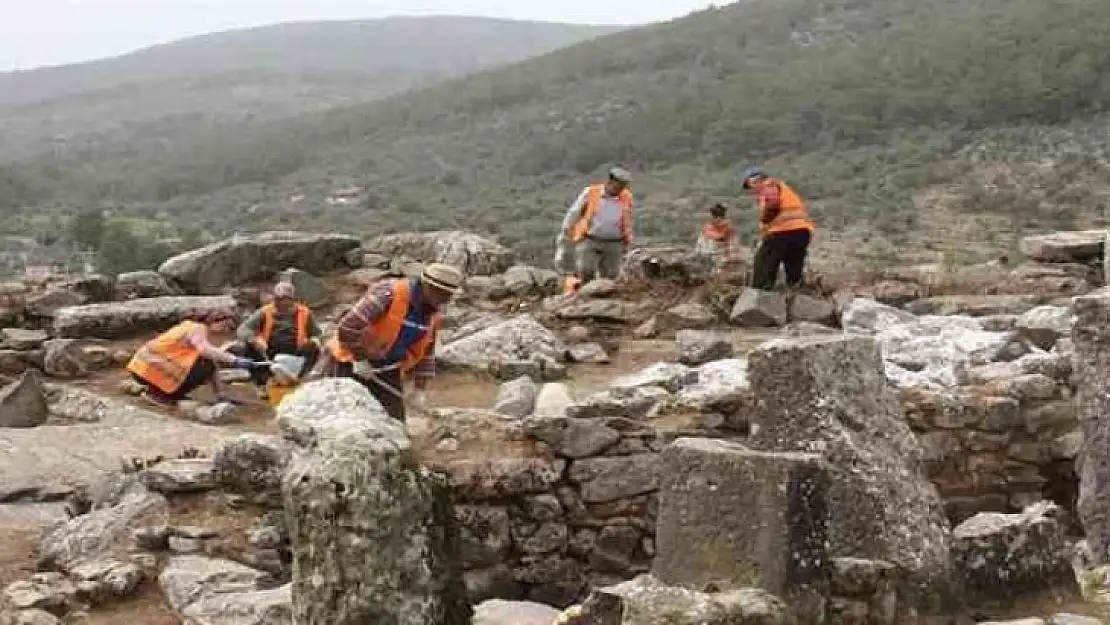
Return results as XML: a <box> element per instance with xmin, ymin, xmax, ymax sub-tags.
<box><xmin>0</xmin><ymin>16</ymin><xmax>619</xmax><ymax>160</ymax></box>
<box><xmin>5</xmin><ymin>0</ymin><xmax>1110</xmax><ymax>269</ymax></box>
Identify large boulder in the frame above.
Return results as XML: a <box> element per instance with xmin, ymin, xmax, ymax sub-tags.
<box><xmin>952</xmin><ymin>501</ymin><xmax>1077</xmax><ymax>602</ymax></box>
<box><xmin>1020</xmin><ymin>229</ymin><xmax>1105</xmax><ymax>263</ymax></box>
<box><xmin>438</xmin><ymin>315</ymin><xmax>568</xmax><ymax>374</ymax></box>
<box><xmin>730</xmin><ymin>288</ymin><xmax>787</xmax><ymax>328</ymax></box>
<box><xmin>365</xmin><ymin>231</ymin><xmax>514</xmax><ymax>276</ymax></box>
<box><xmin>159</xmin><ymin>555</ymin><xmax>291</xmax><ymax>625</ymax></box>
<box><xmin>52</xmin><ymin>296</ymin><xmax>237</xmax><ymax>339</ymax></box>
<box><xmin>621</xmin><ymin>247</ymin><xmax>715</xmax><ymax>286</ymax></box>
<box><xmin>279</xmin><ymin>379</ymin><xmax>470</xmax><ymax>625</ymax></box>
<box><xmin>561</xmin><ymin>574</ymin><xmax>792</xmax><ymax>625</ymax></box>
<box><xmin>473</xmin><ymin>599</ymin><xmax>560</xmax><ymax>625</ymax></box>
<box><xmin>1073</xmin><ymin>290</ymin><xmax>1110</xmax><ymax>563</ymax></box>
<box><xmin>158</xmin><ymin>231</ymin><xmax>360</xmax><ymax>294</ymax></box>
<box><xmin>747</xmin><ymin>334</ymin><xmax>954</xmax><ymax>607</ymax></box>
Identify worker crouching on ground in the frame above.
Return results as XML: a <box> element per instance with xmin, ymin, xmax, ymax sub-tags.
<box><xmin>227</xmin><ymin>281</ymin><xmax>321</xmax><ymax>392</ymax></box>
<box><xmin>561</xmin><ymin>166</ymin><xmax>635</xmax><ymax>284</ymax></box>
<box><xmin>695</xmin><ymin>202</ymin><xmax>741</xmax><ymax>262</ymax></box>
<box><xmin>743</xmin><ymin>166</ymin><xmax>815</xmax><ymax>290</ymax></box>
<box><xmin>316</xmin><ymin>263</ymin><xmax>463</xmax><ymax>422</ymax></box>
<box><xmin>127</xmin><ymin>312</ymin><xmax>263</xmax><ymax>407</ymax></box>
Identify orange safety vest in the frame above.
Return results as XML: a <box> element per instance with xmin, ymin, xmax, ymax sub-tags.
<box><xmin>126</xmin><ymin>321</ymin><xmax>204</xmax><ymax>394</ymax></box>
<box><xmin>759</xmin><ymin>179</ymin><xmax>814</xmax><ymax>237</ymax></box>
<box><xmin>569</xmin><ymin>184</ymin><xmax>634</xmax><ymax>244</ymax></box>
<box><xmin>701</xmin><ymin>218</ymin><xmax>735</xmax><ymax>242</ymax></box>
<box><xmin>257</xmin><ymin>302</ymin><xmax>310</xmax><ymax>349</ymax></box>
<box><xmin>563</xmin><ymin>275</ymin><xmax>581</xmax><ymax>295</ymax></box>
<box><xmin>325</xmin><ymin>279</ymin><xmax>442</xmax><ymax>374</ymax></box>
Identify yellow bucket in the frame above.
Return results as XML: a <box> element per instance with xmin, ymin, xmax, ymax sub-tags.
<box><xmin>266</xmin><ymin>380</ymin><xmax>299</xmax><ymax>408</ymax></box>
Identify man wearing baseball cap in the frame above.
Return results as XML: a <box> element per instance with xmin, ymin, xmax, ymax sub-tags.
<box><xmin>316</xmin><ymin>263</ymin><xmax>463</xmax><ymax>421</ymax></box>
<box><xmin>559</xmin><ymin>166</ymin><xmax>635</xmax><ymax>285</ymax></box>
<box><xmin>228</xmin><ymin>281</ymin><xmax>322</xmax><ymax>392</ymax></box>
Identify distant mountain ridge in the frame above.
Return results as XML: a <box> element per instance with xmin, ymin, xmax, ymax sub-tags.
<box><xmin>0</xmin><ymin>16</ymin><xmax>620</xmax><ymax>161</ymax></box>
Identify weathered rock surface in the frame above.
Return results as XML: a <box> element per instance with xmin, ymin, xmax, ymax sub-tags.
<box><xmin>365</xmin><ymin>231</ymin><xmax>514</xmax><ymax>276</ymax></box>
<box><xmin>523</xmin><ymin>416</ymin><xmax>621</xmax><ymax>459</ymax></box>
<box><xmin>473</xmin><ymin>599</ymin><xmax>560</xmax><ymax>625</ymax></box>
<box><xmin>41</xmin><ymin>339</ymin><xmax>89</xmax><ymax>378</ymax></box>
<box><xmin>24</xmin><ymin>288</ymin><xmax>86</xmax><ymax>319</ymax></box>
<box><xmin>533</xmin><ymin>383</ymin><xmax>575</xmax><ymax>418</ymax></box>
<box><xmin>212</xmin><ymin>434</ymin><xmax>293</xmax><ymax>506</ymax></box>
<box><xmin>1020</xmin><ymin>229</ymin><xmax>1105</xmax><ymax>263</ymax></box>
<box><xmin>611</xmin><ymin>363</ymin><xmax>693</xmax><ymax>394</ymax></box>
<box><xmin>842</xmin><ymin>297</ymin><xmax>1013</xmax><ymax>389</ymax></box>
<box><xmin>566</xmin><ymin>386</ymin><xmax>669</xmax><ymax>421</ymax></box>
<box><xmin>439</xmin><ymin>315</ymin><xmax>567</xmax><ymax>373</ymax></box>
<box><xmin>621</xmin><ymin>247</ymin><xmax>715</xmax><ymax>286</ymax></box>
<box><xmin>40</xmin><ymin>486</ymin><xmax>167</xmax><ymax>571</ymax></box>
<box><xmin>1073</xmin><ymin>290</ymin><xmax>1110</xmax><ymax>563</ymax></box>
<box><xmin>279</xmin><ymin>379</ymin><xmax>470</xmax><ymax>625</ymax></box>
<box><xmin>139</xmin><ymin>458</ymin><xmax>220</xmax><ymax>494</ymax></box>
<box><xmin>952</xmin><ymin>501</ymin><xmax>1077</xmax><ymax>601</ymax></box>
<box><xmin>52</xmin><ymin>296</ymin><xmax>237</xmax><ymax>339</ymax></box>
<box><xmin>493</xmin><ymin>376</ymin><xmax>539</xmax><ymax>418</ymax></box>
<box><xmin>674</xmin><ymin>359</ymin><xmax>752</xmax><ymax>417</ymax></box>
<box><xmin>1016</xmin><ymin>306</ymin><xmax>1074</xmax><ymax>351</ymax></box>
<box><xmin>555</xmin><ymin>298</ymin><xmax>630</xmax><ymax>323</ymax></box>
<box><xmin>43</xmin><ymin>385</ymin><xmax>112</xmax><ymax>423</ymax></box>
<box><xmin>563</xmin><ymin>574</ymin><xmax>792</xmax><ymax>625</ymax></box>
<box><xmin>159</xmin><ymin>231</ymin><xmax>360</xmax><ymax>293</ymax></box>
<box><xmin>748</xmin><ymin>334</ymin><xmax>954</xmax><ymax>603</ymax></box>
<box><xmin>0</xmin><ymin>371</ymin><xmax>48</xmax><ymax>428</ymax></box>
<box><xmin>113</xmin><ymin>271</ymin><xmax>181</xmax><ymax>299</ymax></box>
<box><xmin>159</xmin><ymin>555</ymin><xmax>291</xmax><ymax>625</ymax></box>
<box><xmin>663</xmin><ymin>302</ymin><xmax>716</xmax><ymax>330</ymax></box>
<box><xmin>675</xmin><ymin>329</ymin><xmax>734</xmax><ymax>366</ymax></box>
<box><xmin>0</xmin><ymin>328</ymin><xmax>46</xmax><ymax>351</ymax></box>
<box><xmin>730</xmin><ymin>288</ymin><xmax>787</xmax><ymax>327</ymax></box>
<box><xmin>654</xmin><ymin>438</ymin><xmax>829</xmax><ymax>611</ymax></box>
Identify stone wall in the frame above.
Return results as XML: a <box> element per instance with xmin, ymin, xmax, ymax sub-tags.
<box><xmin>900</xmin><ymin>356</ymin><xmax>1080</xmax><ymax>526</ymax></box>
<box><xmin>432</xmin><ymin>417</ymin><xmax>693</xmax><ymax>607</ymax></box>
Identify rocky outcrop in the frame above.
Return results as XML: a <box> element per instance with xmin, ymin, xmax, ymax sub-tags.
<box><xmin>365</xmin><ymin>231</ymin><xmax>515</xmax><ymax>276</ymax></box>
<box><xmin>158</xmin><ymin>231</ymin><xmax>360</xmax><ymax>294</ymax></box>
<box><xmin>52</xmin><ymin>296</ymin><xmax>237</xmax><ymax>339</ymax></box>
<box><xmin>747</xmin><ymin>334</ymin><xmax>954</xmax><ymax>608</ymax></box>
<box><xmin>279</xmin><ymin>379</ymin><xmax>470</xmax><ymax>625</ymax></box>
<box><xmin>951</xmin><ymin>501</ymin><xmax>1077</xmax><ymax>602</ymax></box>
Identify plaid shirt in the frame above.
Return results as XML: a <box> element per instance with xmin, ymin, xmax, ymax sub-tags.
<box><xmin>335</xmin><ymin>280</ymin><xmax>437</xmax><ymax>377</ymax></box>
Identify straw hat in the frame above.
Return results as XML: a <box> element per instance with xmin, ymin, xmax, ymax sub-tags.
<box><xmin>421</xmin><ymin>263</ymin><xmax>464</xmax><ymax>294</ymax></box>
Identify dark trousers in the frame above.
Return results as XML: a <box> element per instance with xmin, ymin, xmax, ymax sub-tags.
<box><xmin>134</xmin><ymin>358</ymin><xmax>216</xmax><ymax>401</ymax></box>
<box><xmin>752</xmin><ymin>229</ymin><xmax>811</xmax><ymax>290</ymax></box>
<box><xmin>227</xmin><ymin>341</ymin><xmax>320</xmax><ymax>386</ymax></box>
<box><xmin>319</xmin><ymin>358</ymin><xmax>406</xmax><ymax>422</ymax></box>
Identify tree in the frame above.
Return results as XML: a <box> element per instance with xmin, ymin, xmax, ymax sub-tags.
<box><xmin>68</xmin><ymin>210</ymin><xmax>106</xmax><ymax>251</ymax></box>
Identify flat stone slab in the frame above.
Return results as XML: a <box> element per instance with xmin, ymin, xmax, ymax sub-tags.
<box><xmin>0</xmin><ymin>405</ymin><xmax>229</xmax><ymax>493</ymax></box>
<box><xmin>1019</xmin><ymin>230</ymin><xmax>1106</xmax><ymax>263</ymax></box>
<box><xmin>53</xmin><ymin>296</ymin><xmax>238</xmax><ymax>339</ymax></box>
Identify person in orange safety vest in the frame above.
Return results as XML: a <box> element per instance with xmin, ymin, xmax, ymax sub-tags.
<box><xmin>742</xmin><ymin>166</ymin><xmax>815</xmax><ymax>290</ymax></box>
<box><xmin>127</xmin><ymin>311</ymin><xmax>261</xmax><ymax>407</ymax></box>
<box><xmin>227</xmin><ymin>281</ymin><xmax>321</xmax><ymax>389</ymax></box>
<box><xmin>695</xmin><ymin>202</ymin><xmax>741</xmax><ymax>261</ymax></box>
<box><xmin>560</xmin><ymin>166</ymin><xmax>634</xmax><ymax>284</ymax></box>
<box><xmin>315</xmin><ymin>263</ymin><xmax>463</xmax><ymax>422</ymax></box>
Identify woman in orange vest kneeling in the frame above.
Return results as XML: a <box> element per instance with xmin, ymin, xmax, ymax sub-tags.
<box><xmin>127</xmin><ymin>311</ymin><xmax>261</xmax><ymax>407</ymax></box>
<box><xmin>315</xmin><ymin>263</ymin><xmax>464</xmax><ymax>422</ymax></box>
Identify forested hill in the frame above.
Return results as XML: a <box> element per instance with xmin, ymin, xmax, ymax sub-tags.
<box><xmin>5</xmin><ymin>0</ymin><xmax>1110</xmax><ymax>268</ymax></box>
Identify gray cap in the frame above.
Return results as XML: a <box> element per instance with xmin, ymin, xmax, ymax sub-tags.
<box><xmin>608</xmin><ymin>166</ymin><xmax>632</xmax><ymax>184</ymax></box>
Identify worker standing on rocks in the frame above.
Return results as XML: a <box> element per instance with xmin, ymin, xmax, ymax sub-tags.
<box><xmin>227</xmin><ymin>281</ymin><xmax>322</xmax><ymax>392</ymax></box>
<box><xmin>316</xmin><ymin>263</ymin><xmax>463</xmax><ymax>422</ymax></box>
<box><xmin>561</xmin><ymin>166</ymin><xmax>635</xmax><ymax>285</ymax></box>
<box><xmin>127</xmin><ymin>312</ymin><xmax>262</xmax><ymax>407</ymax></box>
<box><xmin>743</xmin><ymin>166</ymin><xmax>815</xmax><ymax>290</ymax></box>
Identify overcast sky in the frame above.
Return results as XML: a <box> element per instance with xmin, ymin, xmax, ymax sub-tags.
<box><xmin>1</xmin><ymin>0</ymin><xmax>714</xmax><ymax>71</ymax></box>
